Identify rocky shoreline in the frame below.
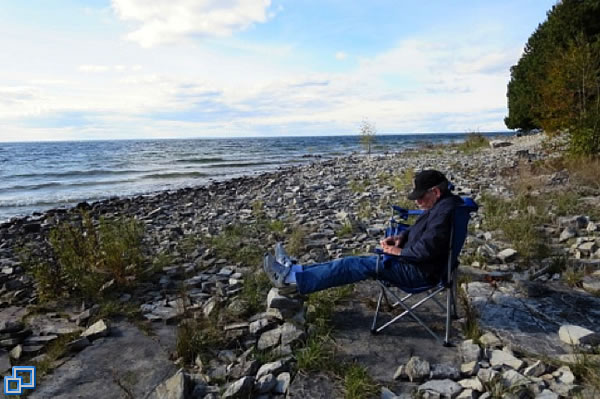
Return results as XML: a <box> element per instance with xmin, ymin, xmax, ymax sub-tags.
<box><xmin>1</xmin><ymin>133</ymin><xmax>599</xmax><ymax>398</ymax></box>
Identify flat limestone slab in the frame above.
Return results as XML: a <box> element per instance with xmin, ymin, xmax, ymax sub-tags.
<box><xmin>29</xmin><ymin>321</ymin><xmax>176</xmax><ymax>399</ymax></box>
<box><xmin>331</xmin><ymin>283</ymin><xmax>462</xmax><ymax>382</ymax></box>
<box><xmin>465</xmin><ymin>280</ymin><xmax>600</xmax><ymax>357</ymax></box>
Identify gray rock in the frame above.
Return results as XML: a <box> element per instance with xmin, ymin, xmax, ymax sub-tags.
<box><xmin>75</xmin><ymin>305</ymin><xmax>99</xmax><ymax>326</ymax></box>
<box><xmin>29</xmin><ymin>321</ymin><xmax>177</xmax><ymax>399</ymax></box>
<box><xmin>430</xmin><ymin>363</ymin><xmax>460</xmax><ymax>380</ymax></box>
<box><xmin>558</xmin><ymin>215</ymin><xmax>588</xmax><ymax>229</ymax></box>
<box><xmin>497</xmin><ymin>248</ymin><xmax>517</xmax><ymax>263</ymax></box>
<box><xmin>556</xmin><ymin>365</ymin><xmax>575</xmax><ymax>384</ymax></box>
<box><xmin>9</xmin><ymin>344</ymin><xmax>22</xmax><ymax>360</ymax></box>
<box><xmin>222</xmin><ymin>376</ymin><xmax>254</xmax><ymax>399</ymax></box>
<box><xmin>150</xmin><ymin>369</ymin><xmax>188</xmax><ymax>399</ymax></box>
<box><xmin>501</xmin><ymin>369</ymin><xmax>528</xmax><ymax>387</ymax></box>
<box><xmin>559</xmin><ymin>227</ymin><xmax>577</xmax><ymax>242</ymax></box>
<box><xmin>580</xmin><ymin>332</ymin><xmax>600</xmax><ymax>346</ymax></box>
<box><xmin>228</xmin><ymin>360</ymin><xmax>259</xmax><ymax>380</ymax></box>
<box><xmin>267</xmin><ymin>288</ymin><xmax>303</xmax><ymax>312</ymax></box>
<box><xmin>255</xmin><ymin>374</ymin><xmax>277</xmax><ymax>394</ymax></box>
<box><xmin>217</xmin><ymin>349</ymin><xmax>237</xmax><ymax>363</ymax></box>
<box><xmin>274</xmin><ymin>372</ymin><xmax>291</xmax><ymax>394</ymax></box>
<box><xmin>460</xmin><ymin>340</ymin><xmax>481</xmax><ymax>363</ymax></box>
<box><xmin>490</xmin><ymin>349</ymin><xmax>524</xmax><ymax>370</ymax></box>
<box><xmin>80</xmin><ymin>319</ymin><xmax>109</xmax><ymax>341</ymax></box>
<box><xmin>280</xmin><ymin>322</ymin><xmax>305</xmax><ymax>346</ymax></box>
<box><xmin>460</xmin><ymin>361</ymin><xmax>479</xmax><ymax>376</ymax></box>
<box><xmin>479</xmin><ymin>332</ymin><xmax>501</xmax><ymax>348</ymax></box>
<box><xmin>249</xmin><ymin>318</ymin><xmax>272</xmax><ymax>335</ymax></box>
<box><xmin>523</xmin><ymin>360</ymin><xmax>546</xmax><ymax>377</ymax></box>
<box><xmin>535</xmin><ymin>389</ymin><xmax>558</xmax><ymax>399</ymax></box>
<box><xmin>558</xmin><ymin>325</ymin><xmax>595</xmax><ymax>345</ymax></box>
<box><xmin>458</xmin><ymin>377</ymin><xmax>483</xmax><ymax>392</ymax></box>
<box><xmin>381</xmin><ymin>387</ymin><xmax>400</xmax><ymax>399</ymax></box>
<box><xmin>257</xmin><ymin>327</ymin><xmax>281</xmax><ymax>350</ymax></box>
<box><xmin>582</xmin><ymin>274</ymin><xmax>600</xmax><ymax>293</ymax></box>
<box><xmin>203</xmin><ymin>297</ymin><xmax>218</xmax><ymax>318</ymax></box>
<box><xmin>0</xmin><ymin>320</ymin><xmax>24</xmax><ymax>334</ymax></box>
<box><xmin>577</xmin><ymin>241</ymin><xmax>597</xmax><ymax>254</ymax></box>
<box><xmin>477</xmin><ymin>367</ymin><xmax>498</xmax><ymax>384</ymax></box>
<box><xmin>418</xmin><ymin>379</ymin><xmax>463</xmax><ymax>398</ymax></box>
<box><xmin>256</xmin><ymin>360</ymin><xmax>288</xmax><ymax>380</ymax></box>
<box><xmin>490</xmin><ymin>140</ymin><xmax>512</xmax><ymax>149</ymax></box>
<box><xmin>24</xmin><ymin>335</ymin><xmax>58</xmax><ymax>345</ymax></box>
<box><xmin>456</xmin><ymin>389</ymin><xmax>476</xmax><ymax>399</ymax></box>
<box><xmin>405</xmin><ymin>356</ymin><xmax>430</xmax><ymax>382</ymax></box>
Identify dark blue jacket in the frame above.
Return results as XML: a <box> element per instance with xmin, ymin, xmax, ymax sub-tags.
<box><xmin>398</xmin><ymin>193</ymin><xmax>464</xmax><ymax>277</ymax></box>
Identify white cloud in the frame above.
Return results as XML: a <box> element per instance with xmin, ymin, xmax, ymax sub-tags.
<box><xmin>79</xmin><ymin>65</ymin><xmax>110</xmax><ymax>73</ymax></box>
<box><xmin>111</xmin><ymin>0</ymin><xmax>274</xmax><ymax>47</ymax></box>
<box><xmin>335</xmin><ymin>51</ymin><xmax>347</xmax><ymax>60</ymax></box>
<box><xmin>0</xmin><ymin>23</ymin><xmax>519</xmax><ymax>140</ymax></box>
<box><xmin>0</xmin><ymin>86</ymin><xmax>46</xmax><ymax>118</ymax></box>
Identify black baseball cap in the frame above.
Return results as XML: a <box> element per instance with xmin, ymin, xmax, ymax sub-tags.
<box><xmin>407</xmin><ymin>170</ymin><xmax>448</xmax><ymax>200</ymax></box>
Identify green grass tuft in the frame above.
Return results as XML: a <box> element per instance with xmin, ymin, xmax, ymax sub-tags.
<box><xmin>22</xmin><ymin>211</ymin><xmax>146</xmax><ymax>302</ymax></box>
<box><xmin>176</xmin><ymin>316</ymin><xmax>226</xmax><ymax>364</ymax></box>
<box><xmin>343</xmin><ymin>363</ymin><xmax>379</xmax><ymax>399</ymax></box>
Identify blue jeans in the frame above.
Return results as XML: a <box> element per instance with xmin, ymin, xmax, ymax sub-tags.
<box><xmin>295</xmin><ymin>255</ymin><xmax>433</xmax><ymax>295</ymax></box>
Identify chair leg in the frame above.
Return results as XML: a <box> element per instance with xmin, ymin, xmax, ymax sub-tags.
<box><xmin>374</xmin><ymin>287</ymin><xmax>444</xmax><ymax>344</ymax></box>
<box><xmin>371</xmin><ymin>287</ymin><xmax>384</xmax><ymax>334</ymax></box>
<box><xmin>444</xmin><ymin>287</ymin><xmax>453</xmax><ymax>347</ymax></box>
<box><xmin>450</xmin><ymin>275</ymin><xmax>458</xmax><ymax>319</ymax></box>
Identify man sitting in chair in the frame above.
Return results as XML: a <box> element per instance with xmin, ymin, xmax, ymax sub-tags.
<box><xmin>263</xmin><ymin>169</ymin><xmax>464</xmax><ymax>295</ymax></box>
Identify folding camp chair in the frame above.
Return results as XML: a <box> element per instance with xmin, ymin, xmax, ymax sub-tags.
<box><xmin>371</xmin><ymin>197</ymin><xmax>478</xmax><ymax>346</ymax></box>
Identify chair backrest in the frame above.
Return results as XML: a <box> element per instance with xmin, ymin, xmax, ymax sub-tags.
<box><xmin>386</xmin><ymin>196</ymin><xmax>478</xmax><ymax>277</ymax></box>
<box><xmin>448</xmin><ymin>196</ymin><xmax>479</xmax><ymax>276</ymax></box>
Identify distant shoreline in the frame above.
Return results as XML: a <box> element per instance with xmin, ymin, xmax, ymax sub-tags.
<box><xmin>0</xmin><ymin>132</ymin><xmax>516</xmax><ymax>224</ymax></box>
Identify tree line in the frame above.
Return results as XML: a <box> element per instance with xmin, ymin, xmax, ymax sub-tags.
<box><xmin>505</xmin><ymin>0</ymin><xmax>600</xmax><ymax>155</ymax></box>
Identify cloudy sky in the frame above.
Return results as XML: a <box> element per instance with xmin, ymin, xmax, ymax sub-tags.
<box><xmin>0</xmin><ymin>0</ymin><xmax>556</xmax><ymax>141</ymax></box>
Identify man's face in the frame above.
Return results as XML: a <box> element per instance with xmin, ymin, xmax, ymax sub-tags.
<box><xmin>415</xmin><ymin>187</ymin><xmax>440</xmax><ymax>210</ymax></box>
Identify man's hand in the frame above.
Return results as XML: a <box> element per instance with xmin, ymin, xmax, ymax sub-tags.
<box><xmin>379</xmin><ymin>235</ymin><xmax>403</xmax><ymax>256</ymax></box>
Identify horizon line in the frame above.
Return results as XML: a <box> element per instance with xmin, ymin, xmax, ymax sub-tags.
<box><xmin>0</xmin><ymin>131</ymin><xmax>514</xmax><ymax>144</ymax></box>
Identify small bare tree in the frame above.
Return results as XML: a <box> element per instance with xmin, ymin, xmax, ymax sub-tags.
<box><xmin>359</xmin><ymin>120</ymin><xmax>377</xmax><ymax>155</ymax></box>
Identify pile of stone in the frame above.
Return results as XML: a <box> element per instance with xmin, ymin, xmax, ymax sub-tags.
<box><xmin>140</xmin><ymin>265</ymin><xmax>247</xmax><ymax>324</ymax></box>
<box><xmin>208</xmin><ymin>287</ymin><xmax>306</xmax><ymax>398</ymax></box>
<box><xmin>145</xmin><ymin>287</ymin><xmax>306</xmax><ymax>398</ymax></box>
<box><xmin>386</xmin><ymin>333</ymin><xmax>583</xmax><ymax>399</ymax></box>
<box><xmin>148</xmin><ymin>358</ymin><xmax>295</xmax><ymax>399</ymax></box>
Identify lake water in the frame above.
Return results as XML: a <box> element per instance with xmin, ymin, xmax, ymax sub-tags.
<box><xmin>0</xmin><ymin>133</ymin><xmax>511</xmax><ymax>222</ymax></box>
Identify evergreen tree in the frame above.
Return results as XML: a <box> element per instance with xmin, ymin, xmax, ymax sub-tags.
<box><xmin>505</xmin><ymin>0</ymin><xmax>600</xmax><ymax>155</ymax></box>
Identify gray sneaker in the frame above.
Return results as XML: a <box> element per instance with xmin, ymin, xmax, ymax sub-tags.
<box><xmin>263</xmin><ymin>253</ymin><xmax>291</xmax><ymax>288</ymax></box>
<box><xmin>275</xmin><ymin>242</ymin><xmax>296</xmax><ymax>267</ymax></box>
